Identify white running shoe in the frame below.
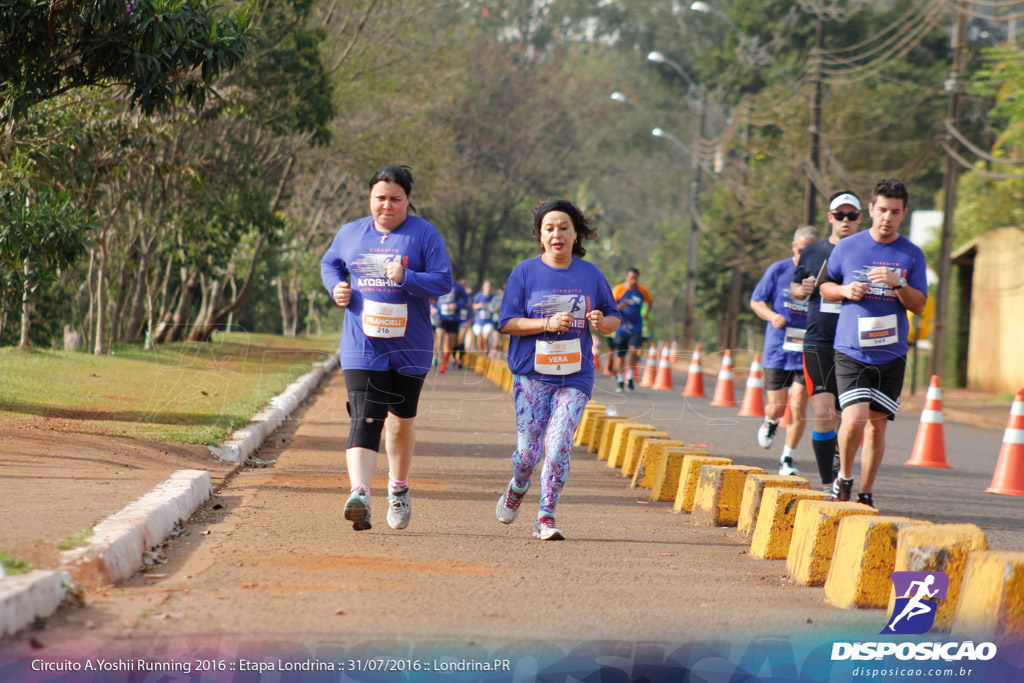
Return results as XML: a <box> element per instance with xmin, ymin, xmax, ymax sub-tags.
<box><xmin>344</xmin><ymin>487</ymin><xmax>371</xmax><ymax>531</ymax></box>
<box><xmin>387</xmin><ymin>488</ymin><xmax>411</xmax><ymax>530</ymax></box>
<box><xmin>778</xmin><ymin>456</ymin><xmax>799</xmax><ymax>476</ymax></box>
<box><xmin>496</xmin><ymin>479</ymin><xmax>530</xmax><ymax>524</ymax></box>
<box><xmin>757</xmin><ymin>419</ymin><xmax>778</xmax><ymax>449</ymax></box>
<box><xmin>532</xmin><ymin>516</ymin><xmax>564</xmax><ymax>541</ymax></box>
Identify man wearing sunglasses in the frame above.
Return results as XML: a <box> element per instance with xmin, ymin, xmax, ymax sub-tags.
<box><xmin>791</xmin><ymin>190</ymin><xmax>865</xmax><ymax>494</ymax></box>
<box><xmin>819</xmin><ymin>178</ymin><xmax>928</xmax><ymax>507</ymax></box>
<box><xmin>750</xmin><ymin>225</ymin><xmax>819</xmax><ymax>475</ymax></box>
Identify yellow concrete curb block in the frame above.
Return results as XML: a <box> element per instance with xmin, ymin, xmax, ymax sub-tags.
<box><xmin>823</xmin><ymin>516</ymin><xmax>933</xmax><ymax>609</ymax></box>
<box><xmin>574</xmin><ymin>405</ymin><xmax>607</xmax><ymax>447</ymax></box>
<box><xmin>737</xmin><ymin>474</ymin><xmax>809</xmax><ymax>538</ymax></box>
<box><xmin>673</xmin><ymin>456</ymin><xmax>732</xmax><ymax>513</ymax></box>
<box><xmin>952</xmin><ymin>550</ymin><xmax>1024</xmax><ymax>642</ymax></box>
<box><xmin>630</xmin><ymin>439</ymin><xmax>685</xmax><ymax>489</ymax></box>
<box><xmin>621</xmin><ymin>431</ymin><xmax>669</xmax><ymax>476</ymax></box>
<box><xmin>692</xmin><ymin>465</ymin><xmax>765</xmax><ymax>527</ymax></box>
<box><xmin>786</xmin><ymin>501</ymin><xmax>878</xmax><ymax>586</ymax></box>
<box><xmin>749</xmin><ymin>488</ymin><xmax>832</xmax><ymax>559</ymax></box>
<box><xmin>650</xmin><ymin>447</ymin><xmax>709</xmax><ymax>502</ymax></box>
<box><xmin>590</xmin><ymin>415</ymin><xmax>628</xmax><ymax>454</ymax></box>
<box><xmin>605</xmin><ymin>423</ymin><xmax>656</xmax><ymax>467</ymax></box>
<box><xmin>888</xmin><ymin>523</ymin><xmax>989</xmax><ymax>631</ymax></box>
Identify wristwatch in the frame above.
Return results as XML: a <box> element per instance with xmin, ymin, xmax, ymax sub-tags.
<box><xmin>894</xmin><ymin>276</ymin><xmax>907</xmax><ymax>290</ymax></box>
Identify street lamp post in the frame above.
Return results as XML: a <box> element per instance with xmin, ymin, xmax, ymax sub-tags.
<box><xmin>647</xmin><ymin>51</ymin><xmax>708</xmax><ymax>350</ymax></box>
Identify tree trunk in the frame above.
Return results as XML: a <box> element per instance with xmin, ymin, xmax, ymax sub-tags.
<box><xmin>94</xmin><ymin>239</ymin><xmax>107</xmax><ymax>354</ymax></box>
<box><xmin>166</xmin><ymin>270</ymin><xmax>201</xmax><ymax>343</ymax></box>
<box><xmin>108</xmin><ymin>254</ymin><xmax>131</xmax><ymax>343</ymax></box>
<box><xmin>124</xmin><ymin>248</ymin><xmax>151</xmax><ymax>343</ymax></box>
<box><xmin>0</xmin><ymin>295</ymin><xmax>7</xmax><ymax>342</ymax></box>
<box><xmin>278</xmin><ymin>279</ymin><xmax>300</xmax><ymax>337</ymax></box>
<box><xmin>225</xmin><ymin>276</ymin><xmax>237</xmax><ymax>333</ymax></box>
<box><xmin>188</xmin><ymin>235</ymin><xmax>266</xmax><ymax>342</ymax></box>
<box><xmin>18</xmin><ymin>260</ymin><xmax>31</xmax><ymax>348</ymax></box>
<box><xmin>305</xmin><ymin>294</ymin><xmax>320</xmax><ymax>336</ymax></box>
<box><xmin>84</xmin><ymin>248</ymin><xmax>96</xmax><ymax>352</ymax></box>
<box><xmin>187</xmin><ymin>276</ymin><xmax>225</xmax><ymax>341</ymax></box>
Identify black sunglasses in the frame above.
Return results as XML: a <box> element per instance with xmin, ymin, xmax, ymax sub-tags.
<box><xmin>831</xmin><ymin>211</ymin><xmax>860</xmax><ymax>221</ymax></box>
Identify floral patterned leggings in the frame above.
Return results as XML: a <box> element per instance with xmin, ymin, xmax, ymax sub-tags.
<box><xmin>510</xmin><ymin>374</ymin><xmax>589</xmax><ymax>517</ymax></box>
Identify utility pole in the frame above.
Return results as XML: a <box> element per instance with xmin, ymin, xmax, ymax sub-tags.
<box><xmin>931</xmin><ymin>0</ymin><xmax>968</xmax><ymax>382</ymax></box>
<box><xmin>682</xmin><ymin>100</ymin><xmax>707</xmax><ymax>350</ymax></box>
<box><xmin>804</xmin><ymin>13</ymin><xmax>825</xmax><ymax>226</ymax></box>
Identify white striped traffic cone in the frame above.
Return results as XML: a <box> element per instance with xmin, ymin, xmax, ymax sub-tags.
<box><xmin>905</xmin><ymin>375</ymin><xmax>950</xmax><ymax>468</ymax></box>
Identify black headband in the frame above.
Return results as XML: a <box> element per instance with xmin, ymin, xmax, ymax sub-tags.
<box><xmin>534</xmin><ymin>199</ymin><xmax>578</xmax><ymax>230</ymax></box>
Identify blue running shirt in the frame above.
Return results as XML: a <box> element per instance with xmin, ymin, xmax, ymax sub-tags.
<box><xmin>499</xmin><ymin>256</ymin><xmax>620</xmax><ymax>397</ymax></box>
<box><xmin>825</xmin><ymin>231</ymin><xmax>927</xmax><ymax>364</ymax></box>
<box><xmin>751</xmin><ymin>257</ymin><xmax>807</xmax><ymax>371</ymax></box>
<box><xmin>320</xmin><ymin>215</ymin><xmax>453</xmax><ymax>374</ymax></box>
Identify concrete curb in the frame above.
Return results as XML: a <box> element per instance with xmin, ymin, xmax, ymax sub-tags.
<box><xmin>0</xmin><ymin>570</ymin><xmax>72</xmax><ymax>638</ymax></box>
<box><xmin>0</xmin><ymin>350</ymin><xmax>340</xmax><ymax>637</ymax></box>
<box><xmin>209</xmin><ymin>353</ymin><xmax>339</xmax><ymax>464</ymax></box>
<box><xmin>59</xmin><ymin>470</ymin><xmax>212</xmax><ymax>589</ymax></box>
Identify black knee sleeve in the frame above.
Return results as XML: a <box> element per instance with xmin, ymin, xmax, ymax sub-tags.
<box><xmin>346</xmin><ymin>390</ymin><xmax>387</xmax><ymax>451</ymax></box>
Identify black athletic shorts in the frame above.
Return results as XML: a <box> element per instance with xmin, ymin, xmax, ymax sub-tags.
<box><xmin>764</xmin><ymin>367</ymin><xmax>806</xmax><ymax>392</ymax></box>
<box><xmin>343</xmin><ymin>368</ymin><xmax>428</xmax><ymax>419</ymax></box>
<box><xmin>834</xmin><ymin>351</ymin><xmax>906</xmax><ymax>420</ymax></box>
<box><xmin>803</xmin><ymin>345</ymin><xmax>838</xmax><ymax>396</ymax></box>
<box><xmin>438</xmin><ymin>319</ymin><xmax>460</xmax><ymax>334</ymax></box>
<box><xmin>614</xmin><ymin>330</ymin><xmax>644</xmax><ymax>356</ymax></box>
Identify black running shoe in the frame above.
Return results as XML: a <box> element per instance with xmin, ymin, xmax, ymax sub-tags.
<box><xmin>856</xmin><ymin>492</ymin><xmax>874</xmax><ymax>508</ymax></box>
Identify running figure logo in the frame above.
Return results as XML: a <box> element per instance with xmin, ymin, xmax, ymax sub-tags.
<box><xmin>881</xmin><ymin>571</ymin><xmax>949</xmax><ymax>635</ymax></box>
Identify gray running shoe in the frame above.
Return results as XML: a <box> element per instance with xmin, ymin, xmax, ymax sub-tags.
<box><xmin>496</xmin><ymin>478</ymin><xmax>530</xmax><ymax>524</ymax></box>
<box><xmin>532</xmin><ymin>516</ymin><xmax>564</xmax><ymax>541</ymax></box>
<box><xmin>387</xmin><ymin>488</ymin><xmax>411</xmax><ymax>530</ymax></box>
<box><xmin>344</xmin><ymin>487</ymin><xmax>372</xmax><ymax>531</ymax></box>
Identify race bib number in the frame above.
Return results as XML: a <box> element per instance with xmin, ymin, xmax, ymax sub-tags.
<box><xmin>439</xmin><ymin>302</ymin><xmax>456</xmax><ymax>316</ymax></box>
<box><xmin>534</xmin><ymin>339</ymin><xmax>582</xmax><ymax>376</ymax></box>
<box><xmin>362</xmin><ymin>300</ymin><xmax>408</xmax><ymax>338</ymax></box>
<box><xmin>782</xmin><ymin>327</ymin><xmax>806</xmax><ymax>352</ymax></box>
<box><xmin>820</xmin><ymin>299</ymin><xmax>842</xmax><ymax>314</ymax></box>
<box><xmin>858</xmin><ymin>313</ymin><xmax>898</xmax><ymax>347</ymax></box>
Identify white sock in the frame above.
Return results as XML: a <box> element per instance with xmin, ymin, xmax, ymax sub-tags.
<box><xmin>781</xmin><ymin>446</ymin><xmax>795</xmax><ymax>461</ymax></box>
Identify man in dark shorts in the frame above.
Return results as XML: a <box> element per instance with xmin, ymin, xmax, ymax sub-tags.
<box><xmin>819</xmin><ymin>178</ymin><xmax>927</xmax><ymax>506</ymax></box>
<box><xmin>791</xmin><ymin>190</ymin><xmax>865</xmax><ymax>492</ymax></box>
<box><xmin>611</xmin><ymin>268</ymin><xmax>652</xmax><ymax>392</ymax></box>
<box><xmin>750</xmin><ymin>226</ymin><xmax>818</xmax><ymax>475</ymax></box>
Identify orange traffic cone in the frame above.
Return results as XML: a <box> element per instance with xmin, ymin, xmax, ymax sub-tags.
<box><xmin>710</xmin><ymin>350</ymin><xmax>737</xmax><ymax>407</ymax></box>
<box><xmin>668</xmin><ymin>341</ymin><xmax>678</xmax><ymax>363</ymax></box>
<box><xmin>592</xmin><ymin>339</ymin><xmax>601</xmax><ymax>371</ymax></box>
<box><xmin>639</xmin><ymin>342</ymin><xmax>660</xmax><ymax>387</ymax></box>
<box><xmin>985</xmin><ymin>388</ymin><xmax>1024</xmax><ymax>496</ymax></box>
<box><xmin>905</xmin><ymin>375</ymin><xmax>950</xmax><ymax>468</ymax></box>
<box><xmin>652</xmin><ymin>344</ymin><xmax>675</xmax><ymax>391</ymax></box>
<box><xmin>681</xmin><ymin>344</ymin><xmax>705</xmax><ymax>397</ymax></box>
<box><xmin>602</xmin><ymin>343</ymin><xmax>615</xmax><ymax>375</ymax></box>
<box><xmin>737</xmin><ymin>354</ymin><xmax>766</xmax><ymax>417</ymax></box>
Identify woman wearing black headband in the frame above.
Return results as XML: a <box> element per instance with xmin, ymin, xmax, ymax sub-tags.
<box><xmin>320</xmin><ymin>165</ymin><xmax>453</xmax><ymax>532</ymax></box>
<box><xmin>493</xmin><ymin>199</ymin><xmax>621</xmax><ymax>540</ymax></box>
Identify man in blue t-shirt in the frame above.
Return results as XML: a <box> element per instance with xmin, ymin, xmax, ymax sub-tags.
<box><xmin>436</xmin><ymin>279</ymin><xmax>469</xmax><ymax>372</ymax></box>
<box><xmin>819</xmin><ymin>178</ymin><xmax>927</xmax><ymax>507</ymax></box>
<box><xmin>750</xmin><ymin>225</ymin><xmax>818</xmax><ymax>476</ymax></box>
<box><xmin>791</xmin><ymin>190</ymin><xmax>865</xmax><ymax>492</ymax></box>
<box><xmin>611</xmin><ymin>268</ymin><xmax>653</xmax><ymax>392</ymax></box>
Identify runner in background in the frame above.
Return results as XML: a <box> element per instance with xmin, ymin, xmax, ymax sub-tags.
<box><xmin>456</xmin><ymin>279</ymin><xmax>473</xmax><ymax>368</ymax></box>
<box><xmin>320</xmin><ymin>164</ymin><xmax>453</xmax><ymax>531</ymax></box>
<box><xmin>435</xmin><ymin>279</ymin><xmax>468</xmax><ymax>372</ymax></box>
<box><xmin>791</xmin><ymin>190</ymin><xmax>866</xmax><ymax>492</ymax></box>
<box><xmin>819</xmin><ymin>178</ymin><xmax>927</xmax><ymax>507</ymax></box>
<box><xmin>495</xmin><ymin>199</ymin><xmax>620</xmax><ymax>540</ymax></box>
<box><xmin>611</xmin><ymin>268</ymin><xmax>653</xmax><ymax>392</ymax></box>
<box><xmin>750</xmin><ymin>226</ymin><xmax>819</xmax><ymax>475</ymax></box>
<box><xmin>471</xmin><ymin>280</ymin><xmax>498</xmax><ymax>356</ymax></box>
